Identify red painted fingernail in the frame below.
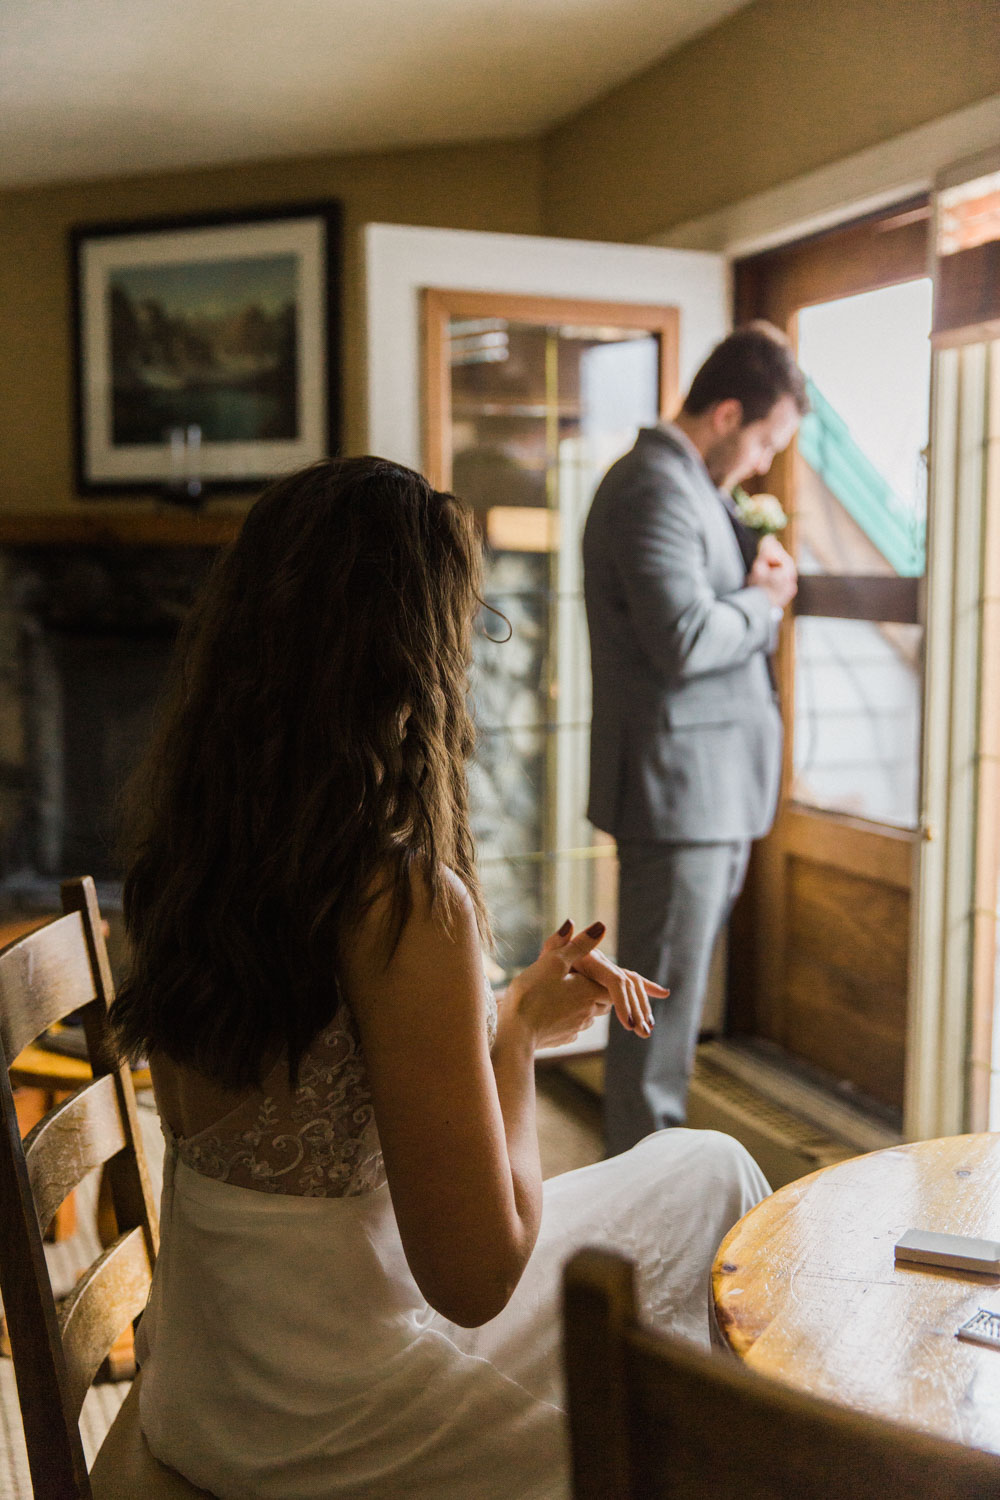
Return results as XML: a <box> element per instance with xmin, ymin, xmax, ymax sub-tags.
<box><xmin>557</xmin><ymin>919</ymin><xmax>572</xmax><ymax>937</ymax></box>
<box><xmin>585</xmin><ymin>921</ymin><xmax>605</xmax><ymax>939</ymax></box>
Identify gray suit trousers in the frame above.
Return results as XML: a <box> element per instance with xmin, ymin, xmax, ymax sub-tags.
<box><xmin>604</xmin><ymin>839</ymin><xmax>750</xmax><ymax>1156</ymax></box>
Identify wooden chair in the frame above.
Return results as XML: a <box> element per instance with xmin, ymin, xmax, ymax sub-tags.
<box><xmin>0</xmin><ymin>876</ymin><xmax>213</xmax><ymax>1499</ymax></box>
<box><xmin>562</xmin><ymin>1247</ymin><xmax>1000</xmax><ymax>1500</ymax></box>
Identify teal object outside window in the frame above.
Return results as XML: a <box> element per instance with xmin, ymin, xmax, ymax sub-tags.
<box><xmin>797</xmin><ymin>378</ymin><xmax>926</xmax><ymax>578</ymax></box>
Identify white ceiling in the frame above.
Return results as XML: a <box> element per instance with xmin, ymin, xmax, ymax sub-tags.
<box><xmin>1</xmin><ymin>0</ymin><xmax>752</xmax><ymax>190</ymax></box>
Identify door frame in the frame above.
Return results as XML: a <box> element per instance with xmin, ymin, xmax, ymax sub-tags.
<box><xmin>731</xmin><ymin>199</ymin><xmax>933</xmax><ymax>1126</ymax></box>
<box><xmin>421</xmin><ymin>289</ymin><xmax>679</xmax><ymax>490</ymax></box>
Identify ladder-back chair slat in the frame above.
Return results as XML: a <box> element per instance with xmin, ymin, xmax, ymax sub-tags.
<box><xmin>0</xmin><ymin>912</ymin><xmax>97</xmax><ymax>1064</ymax></box>
<box><xmin>24</xmin><ymin>1074</ymin><xmax>127</xmax><ymax>1235</ymax></box>
<box><xmin>58</xmin><ymin>1228</ymin><xmax>154</xmax><ymax>1419</ymax></box>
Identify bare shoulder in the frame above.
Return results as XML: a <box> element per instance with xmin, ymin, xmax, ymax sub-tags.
<box><xmin>339</xmin><ymin>859</ymin><xmax>484</xmax><ymax>1031</ymax></box>
<box><xmin>347</xmin><ymin>858</ymin><xmax>474</xmax><ymax>950</ymax></box>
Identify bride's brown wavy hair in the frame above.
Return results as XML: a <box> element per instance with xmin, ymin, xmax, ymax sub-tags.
<box><xmin>110</xmin><ymin>456</ymin><xmax>489</xmax><ymax>1089</ymax></box>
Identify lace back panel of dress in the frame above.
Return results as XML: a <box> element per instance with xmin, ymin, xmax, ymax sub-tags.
<box><xmin>172</xmin><ymin>1003</ymin><xmax>386</xmax><ymax>1198</ymax></box>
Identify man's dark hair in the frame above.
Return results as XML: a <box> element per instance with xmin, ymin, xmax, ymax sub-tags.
<box><xmin>683</xmin><ymin>320</ymin><xmax>809</xmax><ymax>424</ymax></box>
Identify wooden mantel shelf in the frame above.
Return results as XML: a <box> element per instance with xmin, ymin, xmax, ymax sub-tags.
<box><xmin>0</xmin><ymin>508</ymin><xmax>245</xmax><ymax>547</ymax></box>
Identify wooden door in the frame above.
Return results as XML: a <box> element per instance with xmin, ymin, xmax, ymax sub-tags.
<box><xmin>731</xmin><ymin>202</ymin><xmax>932</xmax><ymax>1121</ymax></box>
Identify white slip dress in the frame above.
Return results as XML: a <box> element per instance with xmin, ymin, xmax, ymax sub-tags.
<box><xmin>135</xmin><ymin>995</ymin><xmax>769</xmax><ymax>1499</ymax></box>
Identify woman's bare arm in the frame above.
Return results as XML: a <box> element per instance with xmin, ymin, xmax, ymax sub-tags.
<box><xmin>340</xmin><ymin>868</ymin><xmax>613</xmax><ymax>1327</ymax></box>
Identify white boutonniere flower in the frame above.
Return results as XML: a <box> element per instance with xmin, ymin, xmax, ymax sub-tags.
<box><xmin>732</xmin><ymin>485</ymin><xmax>788</xmax><ymax>535</ymax></box>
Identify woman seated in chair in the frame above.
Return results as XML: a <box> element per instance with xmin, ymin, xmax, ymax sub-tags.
<box><xmin>110</xmin><ymin>457</ymin><xmax>768</xmax><ymax>1500</ymax></box>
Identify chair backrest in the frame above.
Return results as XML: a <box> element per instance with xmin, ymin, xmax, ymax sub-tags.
<box><xmin>562</xmin><ymin>1247</ymin><xmax>1000</xmax><ymax>1500</ymax></box>
<box><xmin>0</xmin><ymin>876</ymin><xmax>159</xmax><ymax>1500</ymax></box>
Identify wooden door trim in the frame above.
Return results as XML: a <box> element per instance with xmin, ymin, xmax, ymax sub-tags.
<box><xmin>735</xmin><ymin>198</ymin><xmax>930</xmax><ymax>327</ymax></box>
<box><xmin>421</xmin><ymin>288</ymin><xmax>680</xmax><ymax>491</ymax></box>
<box><xmin>421</xmin><ymin>289</ymin><xmax>453</xmax><ymax>490</ymax></box>
<box><xmin>781</xmin><ymin>806</ymin><xmax>915</xmax><ymax>886</ymax></box>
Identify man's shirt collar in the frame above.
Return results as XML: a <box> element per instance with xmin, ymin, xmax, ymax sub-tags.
<box><xmin>656</xmin><ymin>419</ymin><xmax>705</xmax><ymax>471</ymax></box>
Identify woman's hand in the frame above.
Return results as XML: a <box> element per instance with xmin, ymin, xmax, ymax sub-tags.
<box><xmin>565</xmin><ymin>934</ymin><xmax>666</xmax><ymax>1038</ymax></box>
<box><xmin>501</xmin><ymin>920</ymin><xmax>666</xmax><ymax>1047</ymax></box>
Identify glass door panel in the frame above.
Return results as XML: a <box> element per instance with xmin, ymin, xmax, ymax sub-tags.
<box><xmin>793</xmin><ymin>616</ymin><xmax>923</xmax><ymax>828</ymax></box>
<box><xmin>791</xmin><ymin>279</ymin><xmax>932</xmax><ymax>830</ymax></box>
<box><xmin>795</xmin><ymin>280</ymin><xmax>932</xmax><ymax>578</ymax></box>
<box><xmin>434</xmin><ymin>299</ymin><xmax>672</xmax><ymax>976</ymax></box>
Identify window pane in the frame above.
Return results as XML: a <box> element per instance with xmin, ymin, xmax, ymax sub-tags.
<box><xmin>796</xmin><ymin>281</ymin><xmax>932</xmax><ymax>579</ymax></box>
<box><xmin>552</xmin><ymin>592</ymin><xmax>591</xmax><ymax>730</ymax></box>
<box><xmin>473</xmin><ymin>569</ymin><xmax>549</xmax><ymax>733</ymax></box>
<box><xmin>478</xmin><ymin>853</ymin><xmax>545</xmax><ymax>978</ymax></box>
<box><xmin>471</xmin><ymin>726</ymin><xmax>546</xmax><ymax>863</ymax></box>
<box><xmin>791</xmin><ymin>281</ymin><xmax>930</xmax><ymax>828</ymax></box>
<box><xmin>792</xmin><ymin>616</ymin><xmax>922</xmax><ymax>828</ymax></box>
<box><xmin>480</xmin><ymin>847</ymin><xmax>619</xmax><ymax>981</ymax></box>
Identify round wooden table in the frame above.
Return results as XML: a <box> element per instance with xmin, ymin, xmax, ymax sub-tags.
<box><xmin>712</xmin><ymin>1134</ymin><xmax>1000</xmax><ymax>1455</ymax></box>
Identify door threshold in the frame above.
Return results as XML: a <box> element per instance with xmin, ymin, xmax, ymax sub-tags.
<box><xmin>698</xmin><ymin>1038</ymin><xmax>902</xmax><ymax>1155</ymax></box>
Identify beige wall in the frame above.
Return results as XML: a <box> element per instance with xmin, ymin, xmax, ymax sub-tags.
<box><xmin>541</xmin><ymin>0</ymin><xmax>1000</xmax><ymax>243</ymax></box>
<box><xmin>3</xmin><ymin>0</ymin><xmax>998</xmax><ymax>512</ymax></box>
<box><xmin>0</xmin><ymin>140</ymin><xmax>542</xmax><ymax>511</ymax></box>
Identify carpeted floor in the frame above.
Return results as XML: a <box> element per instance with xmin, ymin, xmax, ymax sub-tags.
<box><xmin>0</xmin><ymin>1071</ymin><xmax>602</xmax><ymax>1497</ymax></box>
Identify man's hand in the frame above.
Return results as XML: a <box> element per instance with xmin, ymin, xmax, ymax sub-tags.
<box><xmin>749</xmin><ymin>533</ymin><xmax>797</xmax><ymax>610</ymax></box>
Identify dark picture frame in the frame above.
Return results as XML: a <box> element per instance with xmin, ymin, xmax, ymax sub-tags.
<box><xmin>70</xmin><ymin>201</ymin><xmax>341</xmax><ymax>495</ymax></box>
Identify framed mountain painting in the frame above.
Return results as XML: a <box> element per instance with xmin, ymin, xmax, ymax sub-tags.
<box><xmin>71</xmin><ymin>201</ymin><xmax>341</xmax><ymax>494</ymax></box>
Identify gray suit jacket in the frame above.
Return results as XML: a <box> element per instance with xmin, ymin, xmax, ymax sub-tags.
<box><xmin>583</xmin><ymin>425</ymin><xmax>782</xmax><ymax>844</ymax></box>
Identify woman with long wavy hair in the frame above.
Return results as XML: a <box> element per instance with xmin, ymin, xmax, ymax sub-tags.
<box><xmin>112</xmin><ymin>456</ymin><xmax>767</xmax><ymax>1499</ymax></box>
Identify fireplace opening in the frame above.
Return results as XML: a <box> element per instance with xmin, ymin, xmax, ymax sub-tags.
<box><xmin>0</xmin><ymin>545</ymin><xmax>217</xmax><ymax>914</ymax></box>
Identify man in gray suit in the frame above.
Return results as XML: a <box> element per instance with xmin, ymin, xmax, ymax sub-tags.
<box><xmin>583</xmin><ymin>323</ymin><xmax>806</xmax><ymax>1154</ymax></box>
